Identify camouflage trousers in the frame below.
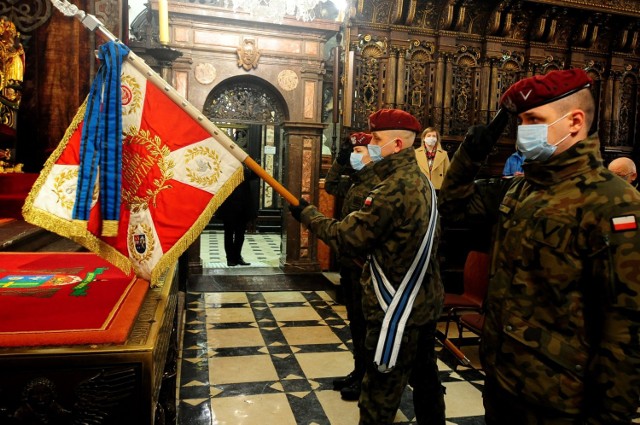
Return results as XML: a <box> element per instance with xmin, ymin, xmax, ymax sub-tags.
<box><xmin>341</xmin><ymin>265</ymin><xmax>366</xmax><ymax>379</ymax></box>
<box><xmin>359</xmin><ymin>321</ymin><xmax>445</xmax><ymax>425</ymax></box>
<box><xmin>484</xmin><ymin>378</ymin><xmax>582</xmax><ymax>425</ymax></box>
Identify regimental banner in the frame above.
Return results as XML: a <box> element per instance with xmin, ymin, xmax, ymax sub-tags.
<box><xmin>23</xmin><ymin>53</ymin><xmax>244</xmax><ymax>286</ymax></box>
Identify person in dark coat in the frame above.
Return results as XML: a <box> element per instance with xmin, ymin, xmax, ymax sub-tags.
<box><xmin>216</xmin><ymin>168</ymin><xmax>257</xmax><ymax>266</ymax></box>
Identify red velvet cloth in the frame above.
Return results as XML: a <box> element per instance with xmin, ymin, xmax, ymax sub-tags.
<box><xmin>0</xmin><ymin>252</ymin><xmax>148</xmax><ymax>347</ymax></box>
<box><xmin>0</xmin><ymin>173</ymin><xmax>38</xmax><ymax>219</ymax></box>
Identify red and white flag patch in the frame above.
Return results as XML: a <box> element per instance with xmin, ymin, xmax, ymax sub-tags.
<box><xmin>611</xmin><ymin>215</ymin><xmax>638</xmax><ymax>232</ymax></box>
<box><xmin>364</xmin><ymin>196</ymin><xmax>373</xmax><ymax>207</ymax></box>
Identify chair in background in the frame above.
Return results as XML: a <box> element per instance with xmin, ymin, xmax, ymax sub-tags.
<box><xmin>458</xmin><ymin>312</ymin><xmax>485</xmax><ymax>339</ymax></box>
<box><xmin>441</xmin><ymin>250</ymin><xmax>490</xmax><ymax>339</ymax></box>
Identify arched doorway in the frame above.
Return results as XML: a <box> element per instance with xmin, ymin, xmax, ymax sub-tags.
<box><xmin>203</xmin><ymin>75</ymin><xmax>288</xmax><ymax>238</ymax></box>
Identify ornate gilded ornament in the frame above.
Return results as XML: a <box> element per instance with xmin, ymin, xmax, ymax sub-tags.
<box><xmin>184</xmin><ymin>145</ymin><xmax>222</xmax><ymax>187</ymax></box>
<box><xmin>237</xmin><ymin>38</ymin><xmax>260</xmax><ymax>71</ymax></box>
<box><xmin>121</xmin><ymin>128</ymin><xmax>175</xmax><ymax>213</ymax></box>
<box><xmin>195</xmin><ymin>63</ymin><xmax>217</xmax><ymax>85</ymax></box>
<box><xmin>0</xmin><ymin>17</ymin><xmax>24</xmax><ymax>118</ymax></box>
<box><xmin>277</xmin><ymin>70</ymin><xmax>299</xmax><ymax>91</ymax></box>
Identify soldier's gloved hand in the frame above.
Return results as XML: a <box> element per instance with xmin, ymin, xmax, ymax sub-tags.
<box><xmin>461</xmin><ymin>109</ymin><xmax>509</xmax><ymax>162</ymax></box>
<box><xmin>336</xmin><ymin>140</ymin><xmax>352</xmax><ymax>166</ymax></box>
<box><xmin>289</xmin><ymin>198</ymin><xmax>310</xmax><ymax>222</ymax></box>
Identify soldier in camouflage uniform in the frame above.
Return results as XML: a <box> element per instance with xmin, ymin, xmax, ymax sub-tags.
<box><xmin>324</xmin><ymin>132</ymin><xmax>380</xmax><ymax>401</ymax></box>
<box><xmin>290</xmin><ymin>109</ymin><xmax>445</xmax><ymax>425</ymax></box>
<box><xmin>439</xmin><ymin>69</ymin><xmax>640</xmax><ymax>424</ymax></box>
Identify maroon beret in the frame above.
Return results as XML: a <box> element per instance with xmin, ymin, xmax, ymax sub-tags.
<box><xmin>368</xmin><ymin>109</ymin><xmax>421</xmax><ymax>133</ymax></box>
<box><xmin>350</xmin><ymin>132</ymin><xmax>372</xmax><ymax>147</ymax></box>
<box><xmin>500</xmin><ymin>69</ymin><xmax>593</xmax><ymax>114</ymax></box>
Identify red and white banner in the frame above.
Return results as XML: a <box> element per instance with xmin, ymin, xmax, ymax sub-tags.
<box><xmin>23</xmin><ymin>60</ymin><xmax>244</xmax><ymax>286</ymax></box>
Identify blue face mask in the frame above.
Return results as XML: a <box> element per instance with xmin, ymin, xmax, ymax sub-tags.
<box><xmin>350</xmin><ymin>153</ymin><xmax>366</xmax><ymax>171</ymax></box>
<box><xmin>516</xmin><ymin>113</ymin><xmax>571</xmax><ymax>162</ymax></box>
<box><xmin>367</xmin><ymin>140</ymin><xmax>396</xmax><ymax>163</ymax></box>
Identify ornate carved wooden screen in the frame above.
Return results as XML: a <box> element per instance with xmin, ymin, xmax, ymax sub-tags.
<box><xmin>346</xmin><ymin>0</ymin><xmax>640</xmax><ymax>165</ymax></box>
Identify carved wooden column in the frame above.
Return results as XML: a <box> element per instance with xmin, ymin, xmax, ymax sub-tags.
<box><xmin>282</xmin><ymin>122</ymin><xmax>324</xmax><ymax>273</ymax></box>
<box><xmin>611</xmin><ymin>71</ymin><xmax>623</xmax><ymax>145</ymax></box>
<box><xmin>478</xmin><ymin>58</ymin><xmax>492</xmax><ymax>123</ymax></box>
<box><xmin>442</xmin><ymin>55</ymin><xmax>454</xmax><ymax>136</ymax></box>
<box><xmin>385</xmin><ymin>47</ymin><xmax>398</xmax><ymax>108</ymax></box>
<box><xmin>601</xmin><ymin>71</ymin><xmax>615</xmax><ymax>145</ymax></box>
<box><xmin>395</xmin><ymin>48</ymin><xmax>406</xmax><ymax>109</ymax></box>
<box><xmin>433</xmin><ymin>54</ymin><xmax>445</xmax><ymax>130</ymax></box>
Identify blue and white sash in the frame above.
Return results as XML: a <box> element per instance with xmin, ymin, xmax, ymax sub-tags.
<box><xmin>371</xmin><ymin>180</ymin><xmax>438</xmax><ymax>372</ymax></box>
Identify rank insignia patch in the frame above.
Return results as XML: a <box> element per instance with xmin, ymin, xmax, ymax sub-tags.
<box><xmin>611</xmin><ymin>215</ymin><xmax>638</xmax><ymax>232</ymax></box>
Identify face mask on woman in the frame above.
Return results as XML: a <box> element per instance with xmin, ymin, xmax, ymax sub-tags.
<box><xmin>516</xmin><ymin>113</ymin><xmax>571</xmax><ymax>162</ymax></box>
<box><xmin>350</xmin><ymin>153</ymin><xmax>366</xmax><ymax>170</ymax></box>
<box><xmin>424</xmin><ymin>136</ymin><xmax>437</xmax><ymax>148</ymax></box>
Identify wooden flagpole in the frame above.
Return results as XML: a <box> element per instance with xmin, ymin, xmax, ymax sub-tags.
<box><xmin>49</xmin><ymin>0</ymin><xmax>299</xmax><ymax>206</ymax></box>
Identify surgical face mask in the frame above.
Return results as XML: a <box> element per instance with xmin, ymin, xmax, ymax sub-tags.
<box><xmin>350</xmin><ymin>152</ymin><xmax>366</xmax><ymax>171</ymax></box>
<box><xmin>368</xmin><ymin>140</ymin><xmax>396</xmax><ymax>163</ymax></box>
<box><xmin>516</xmin><ymin>113</ymin><xmax>571</xmax><ymax>162</ymax></box>
<box><xmin>424</xmin><ymin>136</ymin><xmax>437</xmax><ymax>147</ymax></box>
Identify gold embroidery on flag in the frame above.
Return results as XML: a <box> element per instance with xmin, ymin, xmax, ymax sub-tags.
<box><xmin>121</xmin><ymin>74</ymin><xmax>142</xmax><ymax>116</ymax></box>
<box><xmin>122</xmin><ymin>128</ymin><xmax>175</xmax><ymax>212</ymax></box>
<box><xmin>52</xmin><ymin>168</ymin><xmax>79</xmax><ymax>211</ymax></box>
<box><xmin>184</xmin><ymin>145</ymin><xmax>222</xmax><ymax>187</ymax></box>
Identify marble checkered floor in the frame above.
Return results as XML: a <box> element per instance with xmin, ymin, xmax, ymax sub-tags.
<box><xmin>201</xmin><ymin>230</ymin><xmax>282</xmax><ymax>268</ymax></box>
<box><xmin>180</xmin><ymin>234</ymin><xmax>487</xmax><ymax>424</ymax></box>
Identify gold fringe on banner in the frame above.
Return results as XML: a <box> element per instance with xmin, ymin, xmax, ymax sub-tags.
<box><xmin>150</xmin><ymin>166</ymin><xmax>244</xmax><ymax>287</ymax></box>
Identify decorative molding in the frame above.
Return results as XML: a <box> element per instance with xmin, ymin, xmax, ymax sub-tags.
<box><xmin>194</xmin><ymin>62</ymin><xmax>217</xmax><ymax>85</ymax></box>
<box><xmin>277</xmin><ymin>69</ymin><xmax>299</xmax><ymax>91</ymax></box>
<box><xmin>237</xmin><ymin>38</ymin><xmax>260</xmax><ymax>71</ymax></box>
<box><xmin>0</xmin><ymin>0</ymin><xmax>51</xmax><ymax>34</ymax></box>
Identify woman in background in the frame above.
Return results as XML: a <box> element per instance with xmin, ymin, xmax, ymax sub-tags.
<box><xmin>415</xmin><ymin>127</ymin><xmax>450</xmax><ymax>190</ymax></box>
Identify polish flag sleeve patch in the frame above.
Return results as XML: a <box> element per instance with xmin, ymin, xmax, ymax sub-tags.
<box><xmin>611</xmin><ymin>215</ymin><xmax>638</xmax><ymax>232</ymax></box>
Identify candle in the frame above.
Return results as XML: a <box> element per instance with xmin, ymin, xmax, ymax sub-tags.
<box><xmin>158</xmin><ymin>0</ymin><xmax>169</xmax><ymax>45</ymax></box>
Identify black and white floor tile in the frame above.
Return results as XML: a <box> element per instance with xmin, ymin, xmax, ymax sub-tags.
<box><xmin>178</xmin><ymin>289</ymin><xmax>486</xmax><ymax>425</ymax></box>
<box><xmin>201</xmin><ymin>231</ymin><xmax>282</xmax><ymax>268</ymax></box>
<box><xmin>181</xmin><ymin>233</ymin><xmax>486</xmax><ymax>424</ymax></box>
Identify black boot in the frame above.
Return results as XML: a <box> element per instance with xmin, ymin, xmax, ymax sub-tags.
<box><xmin>236</xmin><ymin>257</ymin><xmax>251</xmax><ymax>266</ymax></box>
<box><xmin>340</xmin><ymin>381</ymin><xmax>361</xmax><ymax>401</ymax></box>
<box><xmin>332</xmin><ymin>371</ymin><xmax>358</xmax><ymax>391</ymax></box>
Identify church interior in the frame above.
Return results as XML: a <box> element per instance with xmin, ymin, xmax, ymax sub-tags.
<box><xmin>0</xmin><ymin>0</ymin><xmax>639</xmax><ymax>423</ymax></box>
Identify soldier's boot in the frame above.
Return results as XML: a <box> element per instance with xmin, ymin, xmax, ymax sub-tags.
<box><xmin>414</xmin><ymin>384</ymin><xmax>446</xmax><ymax>425</ymax></box>
<box><xmin>332</xmin><ymin>371</ymin><xmax>358</xmax><ymax>391</ymax></box>
<box><xmin>340</xmin><ymin>381</ymin><xmax>361</xmax><ymax>401</ymax></box>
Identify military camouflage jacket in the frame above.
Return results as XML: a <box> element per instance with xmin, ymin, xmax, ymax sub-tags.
<box><xmin>324</xmin><ymin>160</ymin><xmax>353</xmax><ymax>200</ymax></box>
<box><xmin>439</xmin><ymin>135</ymin><xmax>640</xmax><ymax>424</ymax></box>
<box><xmin>325</xmin><ymin>163</ymin><xmax>381</xmax><ymax>268</ymax></box>
<box><xmin>301</xmin><ymin>148</ymin><xmax>444</xmax><ymax>326</ymax></box>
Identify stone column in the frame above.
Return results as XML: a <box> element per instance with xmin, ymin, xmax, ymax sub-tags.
<box><xmin>282</xmin><ymin>121</ymin><xmax>325</xmax><ymax>273</ymax></box>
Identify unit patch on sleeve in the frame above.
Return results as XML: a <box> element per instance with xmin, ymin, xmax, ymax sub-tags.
<box><xmin>611</xmin><ymin>215</ymin><xmax>638</xmax><ymax>232</ymax></box>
